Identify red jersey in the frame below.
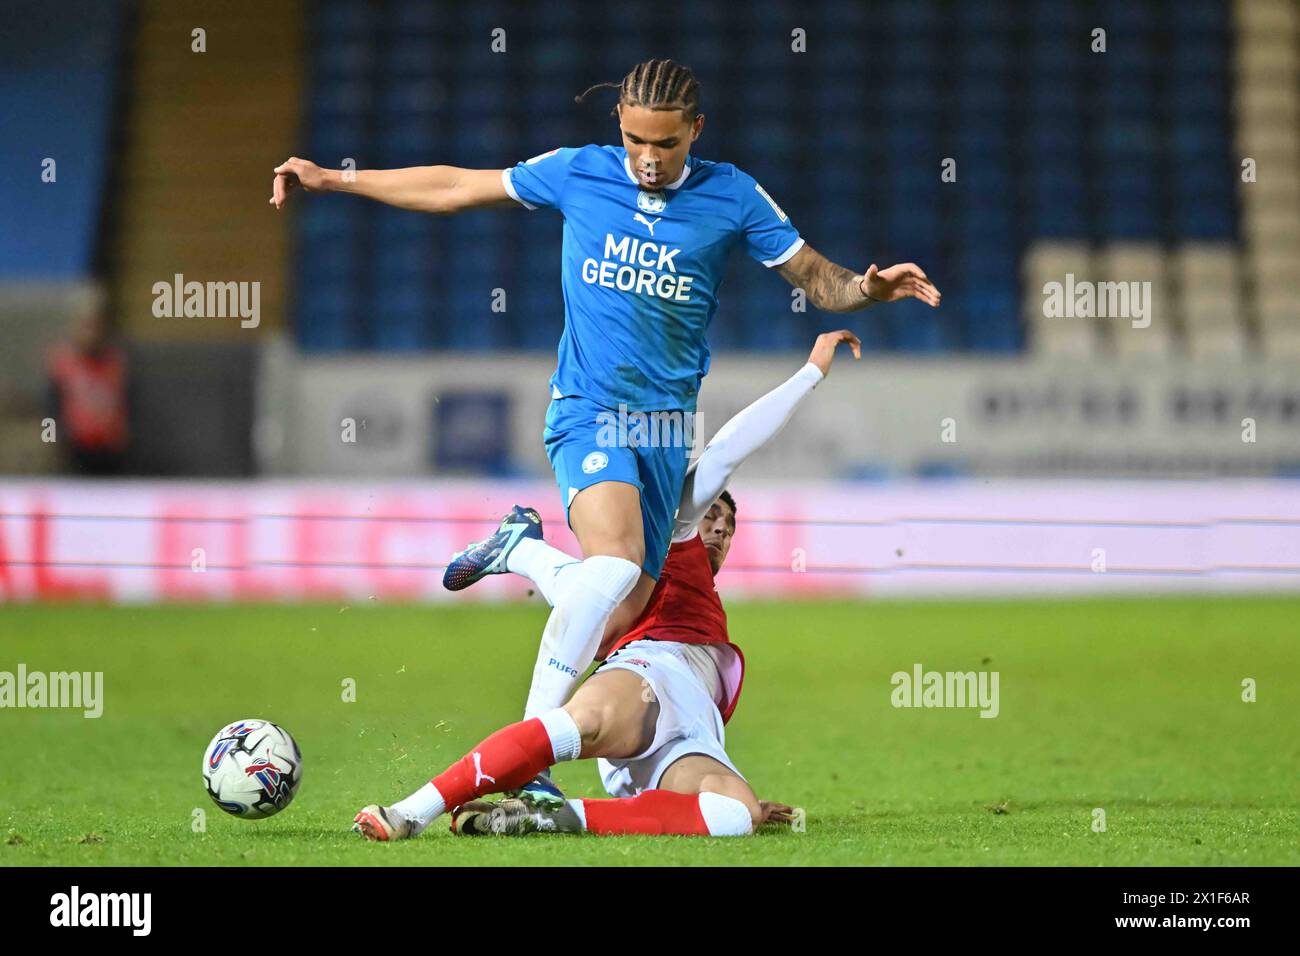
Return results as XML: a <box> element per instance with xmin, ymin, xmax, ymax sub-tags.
<box><xmin>601</xmin><ymin>534</ymin><xmax>746</xmax><ymax>723</ymax></box>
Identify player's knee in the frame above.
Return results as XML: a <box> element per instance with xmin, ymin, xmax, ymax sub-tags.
<box><xmin>584</xmin><ymin>536</ymin><xmax>644</xmax><ymax>567</ymax></box>
<box><xmin>697</xmin><ymin>790</ymin><xmax>757</xmax><ymax>837</ymax></box>
<box><xmin>562</xmin><ymin>698</ymin><xmax>620</xmax><ymax>755</ymax></box>
<box><xmin>563</xmin><ymin>699</ymin><xmax>605</xmax><ymax>741</ymax></box>
<box><xmin>698</xmin><ymin>775</ymin><xmax>761</xmax><ymax>831</ymax></box>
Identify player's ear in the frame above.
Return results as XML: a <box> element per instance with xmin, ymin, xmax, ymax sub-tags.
<box><xmin>691</xmin><ymin>113</ymin><xmax>704</xmax><ymax>141</ymax></box>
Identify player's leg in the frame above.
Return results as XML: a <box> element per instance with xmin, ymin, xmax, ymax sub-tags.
<box><xmin>550</xmin><ymin>640</ymin><xmax>760</xmax><ymax>837</ymax></box>
<box><xmin>658</xmin><ymin>755</ymin><xmax>794</xmax><ymax>829</ymax></box>
<box><xmin>352</xmin><ymin>704</ymin><xmax>584</xmax><ymax>841</ymax></box>
<box><xmin>566</xmin><ymin>751</ymin><xmax>758</xmax><ymax>838</ymax></box>
<box><xmin>445</xmin><ymin>512</ymin><xmax>653</xmax><ymax>644</ymax></box>
<box><xmin>562</xmin><ymin>666</ymin><xmax>660</xmax><ymax>757</ymax></box>
<box><xmin>458</xmin><ymin>646</ymin><xmax>758</xmax><ymax>838</ymax></box>
<box><xmin>658</xmin><ymin>753</ymin><xmax>764</xmax><ymax>830</ymax></box>
<box><xmin>518</xmin><ymin>480</ymin><xmax>646</xmax><ymax>722</ymax></box>
<box><xmin>568</xmin><ymin>430</ymin><xmax>690</xmax><ymax>641</ymax></box>
<box><xmin>355</xmin><ymin>666</ymin><xmax>657</xmax><ymax>841</ymax></box>
<box><xmin>524</xmin><ymin>406</ymin><xmax>692</xmax><ymax>714</ymax></box>
<box><xmin>468</xmin><ymin>753</ymin><xmax>760</xmax><ymax>839</ymax></box>
<box><xmin>548</xmin><ymin>438</ymin><xmax>690</xmax><ymax>668</ymax></box>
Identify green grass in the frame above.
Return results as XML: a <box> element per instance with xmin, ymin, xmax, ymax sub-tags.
<box><xmin>1</xmin><ymin>597</ymin><xmax>1297</xmax><ymax>866</ymax></box>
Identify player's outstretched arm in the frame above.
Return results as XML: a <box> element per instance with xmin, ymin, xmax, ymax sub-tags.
<box><xmin>673</xmin><ymin>330</ymin><xmax>861</xmax><ymax>536</ymax></box>
<box><xmin>776</xmin><ymin>243</ymin><xmax>941</xmax><ymax>313</ymax></box>
<box><xmin>269</xmin><ymin>158</ymin><xmax>517</xmax><ymax>214</ymax></box>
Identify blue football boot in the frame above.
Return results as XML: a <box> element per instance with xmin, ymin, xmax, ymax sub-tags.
<box><xmin>507</xmin><ymin>769</ymin><xmax>567</xmax><ymax>811</ymax></box>
<box><xmin>442</xmin><ymin>505</ymin><xmax>542</xmax><ymax>592</ymax></box>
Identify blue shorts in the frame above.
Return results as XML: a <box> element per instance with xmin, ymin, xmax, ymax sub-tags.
<box><xmin>543</xmin><ymin>395</ymin><xmax>693</xmax><ymax>580</ymax></box>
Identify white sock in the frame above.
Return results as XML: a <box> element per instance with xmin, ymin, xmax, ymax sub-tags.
<box><xmin>391</xmin><ymin>781</ymin><xmax>446</xmax><ymax>836</ymax></box>
<box><xmin>522</xmin><ymin>555</ymin><xmax>641</xmax><ymax>719</ymax></box>
<box><xmin>538</xmin><ymin>707</ymin><xmax>583</xmax><ymax>762</ymax></box>
<box><xmin>698</xmin><ymin>793</ymin><xmax>754</xmax><ymax>836</ymax></box>
<box><xmin>566</xmin><ymin>799</ymin><xmax>588</xmax><ymax>831</ymax></box>
<box><xmin>506</xmin><ymin>536</ymin><xmax>584</xmax><ymax>607</ymax></box>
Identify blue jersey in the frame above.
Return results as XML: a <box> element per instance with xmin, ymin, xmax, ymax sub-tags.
<box><xmin>502</xmin><ymin>145</ymin><xmax>803</xmax><ymax>413</ymax></box>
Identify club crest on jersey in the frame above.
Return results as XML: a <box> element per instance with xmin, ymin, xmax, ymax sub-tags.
<box><xmin>582</xmin><ymin>451</ymin><xmax>609</xmax><ymax>474</ymax></box>
<box><xmin>636</xmin><ymin>190</ymin><xmax>667</xmax><ymax>214</ymax></box>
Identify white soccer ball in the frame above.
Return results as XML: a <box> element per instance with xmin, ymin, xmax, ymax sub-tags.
<box><xmin>202</xmin><ymin>719</ymin><xmax>302</xmax><ymax>819</ymax></box>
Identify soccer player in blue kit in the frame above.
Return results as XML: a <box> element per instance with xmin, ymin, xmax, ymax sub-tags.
<box><xmin>272</xmin><ymin>59</ymin><xmax>940</xmax><ymax>807</ymax></box>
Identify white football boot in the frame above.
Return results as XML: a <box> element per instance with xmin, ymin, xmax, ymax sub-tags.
<box><xmin>351</xmin><ymin>804</ymin><xmax>416</xmax><ymax>841</ymax></box>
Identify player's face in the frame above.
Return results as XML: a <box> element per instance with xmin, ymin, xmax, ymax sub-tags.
<box><xmin>618</xmin><ymin>104</ymin><xmax>703</xmax><ymax>190</ymax></box>
<box><xmin>699</xmin><ymin>499</ymin><xmax>736</xmax><ymax>574</ymax></box>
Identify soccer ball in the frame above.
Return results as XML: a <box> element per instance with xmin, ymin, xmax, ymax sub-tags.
<box><xmin>202</xmin><ymin>719</ymin><xmax>302</xmax><ymax>819</ymax></box>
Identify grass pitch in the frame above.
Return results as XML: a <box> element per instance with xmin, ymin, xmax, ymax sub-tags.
<box><xmin>1</xmin><ymin>596</ymin><xmax>1297</xmax><ymax>866</ymax></box>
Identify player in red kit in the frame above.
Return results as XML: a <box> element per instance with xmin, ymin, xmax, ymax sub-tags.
<box><xmin>352</xmin><ymin>330</ymin><xmax>858</xmax><ymax>840</ymax></box>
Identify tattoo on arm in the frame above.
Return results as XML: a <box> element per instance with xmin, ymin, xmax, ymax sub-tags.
<box><xmin>779</xmin><ymin>246</ymin><xmax>874</xmax><ymax>313</ymax></box>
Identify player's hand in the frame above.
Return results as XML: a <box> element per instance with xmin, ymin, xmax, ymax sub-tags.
<box><xmin>757</xmin><ymin>800</ymin><xmax>796</xmax><ymax>827</ymax></box>
<box><xmin>270</xmin><ymin>157</ymin><xmax>332</xmax><ymax>209</ymax></box>
<box><xmin>807</xmin><ymin>329</ymin><xmax>861</xmax><ymax>378</ymax></box>
<box><xmin>859</xmin><ymin>262</ymin><xmax>941</xmax><ymax>308</ymax></box>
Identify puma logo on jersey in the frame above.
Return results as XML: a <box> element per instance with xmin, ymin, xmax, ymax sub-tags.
<box><xmin>632</xmin><ymin>213</ymin><xmax>661</xmax><ymax>236</ymax></box>
<box><xmin>471</xmin><ymin>752</ymin><xmax>496</xmax><ymax>787</ymax></box>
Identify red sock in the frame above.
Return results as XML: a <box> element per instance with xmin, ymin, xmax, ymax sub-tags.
<box><xmin>581</xmin><ymin>791</ymin><xmax>710</xmax><ymax>835</ymax></box>
<box><xmin>430</xmin><ymin>718</ymin><xmax>554</xmax><ymax>809</ymax></box>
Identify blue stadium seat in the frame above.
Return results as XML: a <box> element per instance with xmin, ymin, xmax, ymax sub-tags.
<box><xmin>958</xmin><ymin>38</ymin><xmax>1012</xmax><ymax>77</ymax></box>
<box><xmin>1100</xmin><ymin>197</ymin><xmax>1160</xmax><ymax>239</ymax></box>
<box><xmin>308</xmin><ymin>117</ymin><xmax>369</xmax><ymax>167</ymax></box>
<box><xmin>957</xmin><ymin>0</ymin><xmax>1014</xmax><ymax>32</ymax></box>
<box><xmin>1027</xmin><ymin>0</ymin><xmax>1086</xmax><ymax>32</ymax></box>
<box><xmin>312</xmin><ymin>80</ymin><xmax>372</xmax><ymax>120</ymax></box>
<box><xmin>887</xmin><ymin>298</ymin><xmax>949</xmax><ymax>353</ymax></box>
<box><xmin>964</xmin><ymin>289</ymin><xmax>1022</xmax><ymax>351</ymax></box>
<box><xmin>375</xmin><ymin>119</ymin><xmax>438</xmax><ymax>166</ymax></box>
<box><xmin>1099</xmin><ymin>0</ymin><xmax>1157</xmax><ymax>31</ymax></box>
<box><xmin>958</xmin><ymin>82</ymin><xmax>1011</xmax><ymax>118</ymax></box>
<box><xmin>1171</xmin><ymin>0</ymin><xmax>1229</xmax><ymax>33</ymax></box>
<box><xmin>313</xmin><ymin>39</ymin><xmax>373</xmax><ymax>81</ymax></box>
<box><xmin>1171</xmin><ymin>84</ymin><xmax>1227</xmax><ymax>116</ymax></box>
<box><xmin>378</xmin><ymin>37</ymin><xmax>441</xmax><ymax>78</ymax></box>
<box><xmin>885</xmin><ymin>0</ymin><xmax>940</xmax><ymax>31</ymax></box>
<box><xmin>297</xmin><ymin>285</ymin><xmax>364</xmax><ymax>352</ymax></box>
<box><xmin>316</xmin><ymin>1</ymin><xmax>375</xmax><ymax>38</ymax></box>
<box><xmin>369</xmin><ymin>283</ymin><xmax>433</xmax><ymax>351</ymax></box>
<box><xmin>1027</xmin><ymin>80</ymin><xmax>1083</xmax><ymax>119</ymax></box>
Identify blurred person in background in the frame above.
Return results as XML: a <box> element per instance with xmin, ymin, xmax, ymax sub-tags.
<box><xmin>46</xmin><ymin>286</ymin><xmax>129</xmax><ymax>476</ymax></box>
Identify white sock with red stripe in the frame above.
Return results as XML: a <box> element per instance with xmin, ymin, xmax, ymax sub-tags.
<box><xmin>390</xmin><ymin>708</ymin><xmax>582</xmax><ymax>835</ymax></box>
<box><xmin>574</xmin><ymin>790</ymin><xmax>754</xmax><ymax>836</ymax></box>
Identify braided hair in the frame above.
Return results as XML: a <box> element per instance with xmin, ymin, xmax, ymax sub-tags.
<box><xmin>576</xmin><ymin>58</ymin><xmax>702</xmax><ymax>121</ymax></box>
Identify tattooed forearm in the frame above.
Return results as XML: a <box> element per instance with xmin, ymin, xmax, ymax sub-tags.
<box><xmin>808</xmin><ymin>257</ymin><xmax>875</xmax><ymax>313</ymax></box>
<box><xmin>778</xmin><ymin>245</ymin><xmax>875</xmax><ymax>313</ymax></box>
